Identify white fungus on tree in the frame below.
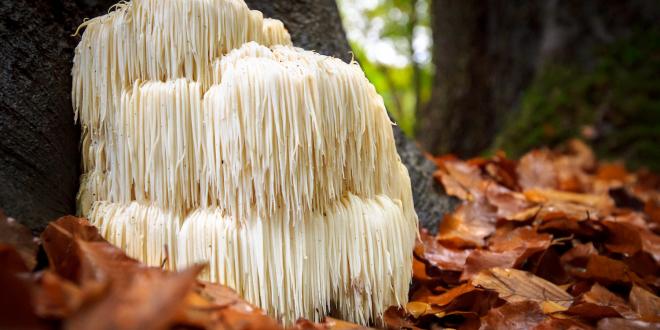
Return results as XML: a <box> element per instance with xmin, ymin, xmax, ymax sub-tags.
<box><xmin>73</xmin><ymin>0</ymin><xmax>418</xmax><ymax>325</ymax></box>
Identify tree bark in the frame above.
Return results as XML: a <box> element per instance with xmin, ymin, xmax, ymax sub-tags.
<box><xmin>1</xmin><ymin>0</ymin><xmax>455</xmax><ymax>232</ymax></box>
<box><xmin>419</xmin><ymin>0</ymin><xmax>544</xmax><ymax>157</ymax></box>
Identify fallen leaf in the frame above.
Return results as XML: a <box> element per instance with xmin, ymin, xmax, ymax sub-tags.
<box><xmin>434</xmin><ymin>159</ymin><xmax>487</xmax><ymax>201</ymax></box>
<box><xmin>437</xmin><ymin>202</ymin><xmax>497</xmax><ymax>248</ymax></box>
<box><xmin>597</xmin><ymin>163</ymin><xmax>629</xmax><ymax>183</ymax></box>
<box><xmin>462</xmin><ymin>227</ymin><xmax>552</xmax><ymax>281</ymax></box>
<box><xmin>567</xmin><ymin>283</ymin><xmax>638</xmax><ymax>320</ymax></box>
<box><xmin>0</xmin><ymin>211</ymin><xmax>38</xmax><ymax>270</ymax></box>
<box><xmin>0</xmin><ymin>244</ymin><xmax>45</xmax><ymax>330</ymax></box>
<box><xmin>65</xmin><ymin>265</ymin><xmax>202</xmax><ymax>330</ymax></box>
<box><xmin>424</xmin><ymin>283</ymin><xmax>478</xmax><ymax>306</ymax></box>
<box><xmin>406</xmin><ymin>301</ymin><xmax>430</xmax><ymax>318</ymax></box>
<box><xmin>602</xmin><ymin>221</ymin><xmax>643</xmax><ymax>256</ymax></box>
<box><xmin>571</xmin><ymin>255</ymin><xmax>639</xmax><ymax>285</ymax></box>
<box><xmin>383</xmin><ymin>307</ymin><xmax>420</xmax><ymax>330</ymax></box>
<box><xmin>179</xmin><ymin>280</ymin><xmax>283</xmax><ymax>330</ymax></box>
<box><xmin>524</xmin><ymin>189</ymin><xmax>613</xmax><ymax>211</ymax></box>
<box><xmin>517</xmin><ymin>149</ymin><xmax>558</xmax><ymax>190</ymax></box>
<box><xmin>31</xmin><ymin>270</ymin><xmax>84</xmax><ymax>319</ymax></box>
<box><xmin>420</xmin><ymin>231</ymin><xmax>471</xmax><ymax>272</ymax></box>
<box><xmin>40</xmin><ymin>216</ymin><xmax>106</xmax><ymax>283</ymax></box>
<box><xmin>479</xmin><ymin>300</ymin><xmax>548</xmax><ymax>330</ymax></box>
<box><xmin>629</xmin><ymin>285</ymin><xmax>660</xmax><ymax>322</ymax></box>
<box><xmin>488</xmin><ymin>226</ymin><xmax>552</xmax><ymax>253</ymax></box>
<box><xmin>485</xmin><ymin>184</ymin><xmax>536</xmax><ymax>220</ymax></box>
<box><xmin>596</xmin><ymin>318</ymin><xmax>660</xmax><ymax>330</ymax></box>
<box><xmin>461</xmin><ymin>249</ymin><xmax>520</xmax><ymax>281</ymax></box>
<box><xmin>472</xmin><ymin>268</ymin><xmax>573</xmax><ymax>310</ymax></box>
<box><xmin>483</xmin><ymin>153</ymin><xmax>520</xmax><ymax>191</ymax></box>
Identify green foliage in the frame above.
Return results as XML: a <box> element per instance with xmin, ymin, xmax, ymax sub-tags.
<box><xmin>351</xmin><ymin>42</ymin><xmax>431</xmax><ymax>135</ymax></box>
<box><xmin>494</xmin><ymin>30</ymin><xmax>660</xmax><ymax>171</ymax></box>
<box><xmin>338</xmin><ymin>0</ymin><xmax>432</xmax><ymax>136</ymax></box>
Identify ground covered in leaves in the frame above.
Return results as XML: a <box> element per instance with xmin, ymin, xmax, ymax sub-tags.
<box><xmin>395</xmin><ymin>140</ymin><xmax>660</xmax><ymax>329</ymax></box>
<box><xmin>1</xmin><ymin>140</ymin><xmax>659</xmax><ymax>329</ymax></box>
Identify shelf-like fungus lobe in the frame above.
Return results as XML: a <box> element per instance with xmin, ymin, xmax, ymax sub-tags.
<box><xmin>73</xmin><ymin>0</ymin><xmax>417</xmax><ymax>325</ymax></box>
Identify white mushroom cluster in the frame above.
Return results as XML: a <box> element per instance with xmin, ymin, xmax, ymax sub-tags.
<box><xmin>73</xmin><ymin>0</ymin><xmax>417</xmax><ymax>325</ymax></box>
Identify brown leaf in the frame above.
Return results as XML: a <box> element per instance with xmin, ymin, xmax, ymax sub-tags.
<box><xmin>176</xmin><ymin>280</ymin><xmax>283</xmax><ymax>330</ymax></box>
<box><xmin>294</xmin><ymin>317</ymin><xmax>367</xmax><ymax>330</ymax></box>
<box><xmin>0</xmin><ymin>210</ymin><xmax>38</xmax><ymax>270</ymax></box>
<box><xmin>645</xmin><ymin>201</ymin><xmax>660</xmax><ymax>226</ymax></box>
<box><xmin>65</xmin><ymin>265</ymin><xmax>203</xmax><ymax>330</ymax></box>
<box><xmin>383</xmin><ymin>307</ymin><xmax>421</xmax><ymax>330</ymax></box>
<box><xmin>567</xmin><ymin>283</ymin><xmax>638</xmax><ymax>320</ymax></box>
<box><xmin>596</xmin><ymin>163</ymin><xmax>630</xmax><ymax>183</ymax></box>
<box><xmin>517</xmin><ymin>149</ymin><xmax>558</xmax><ymax>191</ymax></box>
<box><xmin>461</xmin><ymin>249</ymin><xmax>520</xmax><ymax>281</ymax></box>
<box><xmin>461</xmin><ymin>227</ymin><xmax>552</xmax><ymax>281</ymax></box>
<box><xmin>424</xmin><ymin>283</ymin><xmax>478</xmax><ymax>307</ymax></box>
<box><xmin>534</xmin><ymin>317</ymin><xmax>594</xmax><ymax>330</ymax></box>
<box><xmin>0</xmin><ymin>244</ymin><xmax>46</xmax><ymax>329</ymax></box>
<box><xmin>629</xmin><ymin>285</ymin><xmax>660</xmax><ymax>322</ymax></box>
<box><xmin>40</xmin><ymin>216</ymin><xmax>106</xmax><ymax>283</ymax></box>
<box><xmin>489</xmin><ymin>226</ymin><xmax>552</xmax><ymax>253</ymax></box>
<box><xmin>438</xmin><ymin>202</ymin><xmax>497</xmax><ymax>248</ymax></box>
<box><xmin>602</xmin><ymin>221</ymin><xmax>643</xmax><ymax>256</ymax></box>
<box><xmin>421</xmin><ymin>231</ymin><xmax>471</xmax><ymax>272</ymax></box>
<box><xmin>472</xmin><ymin>268</ymin><xmax>573</xmax><ymax>310</ymax></box>
<box><xmin>570</xmin><ymin>255</ymin><xmax>640</xmax><ymax>285</ymax></box>
<box><xmin>435</xmin><ymin>159</ymin><xmax>488</xmax><ymax>201</ymax></box>
<box><xmin>485</xmin><ymin>184</ymin><xmax>536</xmax><ymax>220</ymax></box>
<box><xmin>596</xmin><ymin>318</ymin><xmax>660</xmax><ymax>330</ymax></box>
<box><xmin>31</xmin><ymin>270</ymin><xmax>84</xmax><ymax>319</ymax></box>
<box><xmin>483</xmin><ymin>153</ymin><xmax>520</xmax><ymax>191</ymax></box>
<box><xmin>524</xmin><ymin>189</ymin><xmax>613</xmax><ymax>211</ymax></box>
<box><xmin>479</xmin><ymin>300</ymin><xmax>548</xmax><ymax>330</ymax></box>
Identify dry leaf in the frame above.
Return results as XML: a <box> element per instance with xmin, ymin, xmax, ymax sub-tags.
<box><xmin>629</xmin><ymin>285</ymin><xmax>660</xmax><ymax>322</ymax></box>
<box><xmin>479</xmin><ymin>300</ymin><xmax>548</xmax><ymax>330</ymax></box>
<box><xmin>0</xmin><ymin>211</ymin><xmax>38</xmax><ymax>270</ymax></box>
<box><xmin>472</xmin><ymin>268</ymin><xmax>573</xmax><ymax>310</ymax></box>
<box><xmin>567</xmin><ymin>283</ymin><xmax>638</xmax><ymax>320</ymax></box>
<box><xmin>437</xmin><ymin>202</ymin><xmax>497</xmax><ymax>248</ymax></box>
<box><xmin>596</xmin><ymin>318</ymin><xmax>660</xmax><ymax>330</ymax></box>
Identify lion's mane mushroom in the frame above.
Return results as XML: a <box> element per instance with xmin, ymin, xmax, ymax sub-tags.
<box><xmin>73</xmin><ymin>0</ymin><xmax>417</xmax><ymax>325</ymax></box>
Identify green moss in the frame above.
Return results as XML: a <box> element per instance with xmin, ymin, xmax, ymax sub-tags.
<box><xmin>494</xmin><ymin>30</ymin><xmax>660</xmax><ymax>171</ymax></box>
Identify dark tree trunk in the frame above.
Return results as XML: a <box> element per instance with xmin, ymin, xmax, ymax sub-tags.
<box><xmin>0</xmin><ymin>0</ymin><xmax>117</xmax><ymax>232</ymax></box>
<box><xmin>419</xmin><ymin>0</ymin><xmax>659</xmax><ymax>157</ymax></box>
<box><xmin>419</xmin><ymin>0</ymin><xmax>543</xmax><ymax>157</ymax></box>
<box><xmin>1</xmin><ymin>0</ymin><xmax>455</xmax><ymax>233</ymax></box>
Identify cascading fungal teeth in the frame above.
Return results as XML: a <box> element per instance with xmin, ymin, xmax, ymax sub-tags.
<box><xmin>73</xmin><ymin>0</ymin><xmax>418</xmax><ymax>325</ymax></box>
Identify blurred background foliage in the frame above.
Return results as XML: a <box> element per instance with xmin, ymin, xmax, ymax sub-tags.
<box><xmin>339</xmin><ymin>0</ymin><xmax>431</xmax><ymax>135</ymax></box>
<box><xmin>495</xmin><ymin>29</ymin><xmax>660</xmax><ymax>170</ymax></box>
<box><xmin>338</xmin><ymin>0</ymin><xmax>660</xmax><ymax>171</ymax></box>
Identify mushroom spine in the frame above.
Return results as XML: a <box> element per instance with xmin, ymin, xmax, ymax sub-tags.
<box><xmin>73</xmin><ymin>0</ymin><xmax>417</xmax><ymax>325</ymax></box>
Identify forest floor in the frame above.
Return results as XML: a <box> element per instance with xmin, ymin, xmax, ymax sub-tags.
<box><xmin>1</xmin><ymin>139</ymin><xmax>658</xmax><ymax>330</ymax></box>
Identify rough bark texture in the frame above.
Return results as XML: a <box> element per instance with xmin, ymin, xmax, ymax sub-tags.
<box><xmin>419</xmin><ymin>0</ymin><xmax>544</xmax><ymax>157</ymax></box>
<box><xmin>0</xmin><ymin>0</ymin><xmax>117</xmax><ymax>232</ymax></box>
<box><xmin>419</xmin><ymin>0</ymin><xmax>660</xmax><ymax>157</ymax></box>
<box><xmin>1</xmin><ymin>0</ymin><xmax>454</xmax><ymax>232</ymax></box>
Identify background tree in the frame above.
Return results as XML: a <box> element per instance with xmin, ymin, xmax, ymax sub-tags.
<box><xmin>417</xmin><ymin>0</ymin><xmax>660</xmax><ymax>164</ymax></box>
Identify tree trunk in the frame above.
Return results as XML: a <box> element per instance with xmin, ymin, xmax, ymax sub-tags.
<box><xmin>1</xmin><ymin>0</ymin><xmax>455</xmax><ymax>232</ymax></box>
<box><xmin>419</xmin><ymin>0</ymin><xmax>659</xmax><ymax>157</ymax></box>
<box><xmin>419</xmin><ymin>0</ymin><xmax>543</xmax><ymax>157</ymax></box>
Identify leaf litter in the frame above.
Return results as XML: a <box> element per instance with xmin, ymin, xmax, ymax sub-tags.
<box><xmin>1</xmin><ymin>139</ymin><xmax>659</xmax><ymax>330</ymax></box>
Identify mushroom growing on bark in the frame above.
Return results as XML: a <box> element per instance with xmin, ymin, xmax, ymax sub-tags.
<box><xmin>73</xmin><ymin>0</ymin><xmax>418</xmax><ymax>325</ymax></box>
